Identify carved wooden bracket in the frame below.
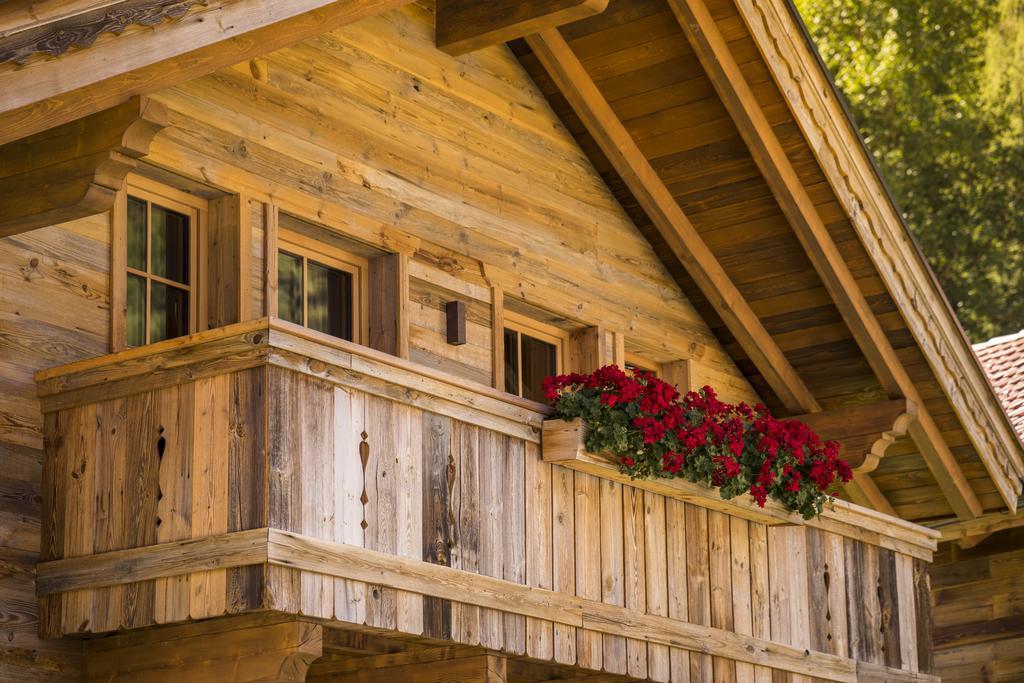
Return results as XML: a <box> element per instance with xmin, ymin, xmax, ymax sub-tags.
<box><xmin>436</xmin><ymin>0</ymin><xmax>609</xmax><ymax>55</ymax></box>
<box><xmin>795</xmin><ymin>398</ymin><xmax>918</xmax><ymax>473</ymax></box>
<box><xmin>0</xmin><ymin>95</ymin><xmax>169</xmax><ymax>238</ymax></box>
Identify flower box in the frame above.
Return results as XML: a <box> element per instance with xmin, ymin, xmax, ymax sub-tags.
<box><xmin>541</xmin><ymin>416</ymin><xmax>941</xmax><ymax>564</ymax></box>
<box><xmin>542</xmin><ymin>416</ymin><xmax>794</xmax><ymax>526</ymax></box>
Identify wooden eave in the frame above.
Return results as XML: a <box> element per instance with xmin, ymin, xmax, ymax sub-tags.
<box><xmin>511</xmin><ymin>0</ymin><xmax>1024</xmax><ymax>529</ymax></box>
<box><xmin>2</xmin><ymin>0</ymin><xmax>1022</xmax><ymax>534</ymax></box>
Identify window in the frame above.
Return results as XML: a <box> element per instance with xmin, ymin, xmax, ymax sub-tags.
<box><xmin>277</xmin><ymin>230</ymin><xmax>367</xmax><ymax>343</ymax></box>
<box><xmin>119</xmin><ymin>178</ymin><xmax>203</xmax><ymax>348</ymax></box>
<box><xmin>503</xmin><ymin>312</ymin><xmax>565</xmax><ymax>403</ymax></box>
<box><xmin>625</xmin><ymin>352</ymin><xmax>660</xmax><ymax>378</ymax></box>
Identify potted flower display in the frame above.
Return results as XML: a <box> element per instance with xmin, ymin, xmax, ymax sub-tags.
<box><xmin>541</xmin><ymin>366</ymin><xmax>853</xmax><ymax>519</ymax></box>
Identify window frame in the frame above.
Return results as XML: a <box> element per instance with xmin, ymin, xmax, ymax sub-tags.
<box><xmin>502</xmin><ymin>310</ymin><xmax>567</xmax><ymax>402</ymax></box>
<box><xmin>276</xmin><ymin>229</ymin><xmax>369</xmax><ymax>344</ymax></box>
<box><xmin>625</xmin><ymin>352</ymin><xmax>661</xmax><ymax>378</ymax></box>
<box><xmin>112</xmin><ymin>174</ymin><xmax>206</xmax><ymax>351</ymax></box>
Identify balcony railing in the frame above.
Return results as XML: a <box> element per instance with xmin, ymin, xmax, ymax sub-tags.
<box><xmin>36</xmin><ymin>318</ymin><xmax>939</xmax><ymax>682</ymax></box>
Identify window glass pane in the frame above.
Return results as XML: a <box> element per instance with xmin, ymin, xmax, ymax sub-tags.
<box><xmin>308</xmin><ymin>260</ymin><xmax>353</xmax><ymax>341</ymax></box>
<box><xmin>150</xmin><ymin>282</ymin><xmax>189</xmax><ymax>343</ymax></box>
<box><xmin>127</xmin><ymin>273</ymin><xmax>146</xmax><ymax>347</ymax></box>
<box><xmin>278</xmin><ymin>251</ymin><xmax>304</xmax><ymax>326</ymax></box>
<box><xmin>127</xmin><ymin>197</ymin><xmax>147</xmax><ymax>271</ymax></box>
<box><xmin>151</xmin><ymin>204</ymin><xmax>190</xmax><ymax>284</ymax></box>
<box><xmin>503</xmin><ymin>328</ymin><xmax>520</xmax><ymax>396</ymax></box>
<box><xmin>521</xmin><ymin>334</ymin><xmax>557</xmax><ymax>403</ymax></box>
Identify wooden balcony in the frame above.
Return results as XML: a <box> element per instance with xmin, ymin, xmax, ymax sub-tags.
<box><xmin>36</xmin><ymin>319</ymin><xmax>940</xmax><ymax>682</ymax></box>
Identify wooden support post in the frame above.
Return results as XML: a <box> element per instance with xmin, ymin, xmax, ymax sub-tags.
<box><xmin>436</xmin><ymin>0</ymin><xmax>608</xmax><ymax>55</ymax></box>
<box><xmin>661</xmin><ymin>360</ymin><xmax>693</xmax><ymax>394</ymax></box>
<box><xmin>0</xmin><ymin>95</ymin><xmax>168</xmax><ymax>238</ymax></box>
<box><xmin>307</xmin><ymin>646</ymin><xmax>507</xmax><ymax>682</ymax></box>
<box><xmin>368</xmin><ymin>252</ymin><xmax>410</xmax><ymax>359</ymax></box>
<box><xmin>208</xmin><ymin>194</ymin><xmax>253</xmax><ymax>328</ymax></box>
<box><xmin>491</xmin><ymin>286</ymin><xmax>506</xmax><ymax>391</ymax></box>
<box><xmin>567</xmin><ymin>326</ymin><xmax>620</xmax><ymax>373</ymax></box>
<box><xmin>265</xmin><ymin>203</ymin><xmax>280</xmax><ymax>318</ymax></box>
<box><xmin>83</xmin><ymin>616</ymin><xmax>323</xmax><ymax>682</ymax></box>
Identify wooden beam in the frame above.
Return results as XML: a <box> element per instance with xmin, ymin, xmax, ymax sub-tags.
<box><xmin>267</xmin><ymin>530</ymin><xmax>862</xmax><ymax>681</ymax></box>
<box><xmin>928</xmin><ymin>508</ymin><xmax>1024</xmax><ymax>544</ymax></box>
<box><xmin>0</xmin><ymin>95</ymin><xmax>168</xmax><ymax>237</ymax></box>
<box><xmin>845</xmin><ymin>473</ymin><xmax>897</xmax><ymax>517</ymax></box>
<box><xmin>730</xmin><ymin>0</ymin><xmax>1024</xmax><ymax>511</ymax></box>
<box><xmin>436</xmin><ymin>0</ymin><xmax>607</xmax><ymax>55</ymax></box>
<box><xmin>83</xmin><ymin>615</ymin><xmax>323</xmax><ymax>682</ymax></box>
<box><xmin>0</xmin><ymin>0</ymin><xmax>413</xmax><ymax>145</ymax></box>
<box><xmin>36</xmin><ymin>528</ymin><xmax>269</xmax><ymax>595</ymax></box>
<box><xmin>669</xmin><ymin>0</ymin><xmax>984</xmax><ymax>520</ymax></box>
<box><xmin>308</xmin><ymin>647</ymin><xmax>507</xmax><ymax>682</ymax></box>
<box><xmin>794</xmin><ymin>398</ymin><xmax>916</xmax><ymax>471</ymax></box>
<box><xmin>524</xmin><ymin>29</ymin><xmax>819</xmax><ymax>415</ymax></box>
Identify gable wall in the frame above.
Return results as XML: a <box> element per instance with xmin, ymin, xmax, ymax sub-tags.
<box><xmin>0</xmin><ymin>6</ymin><xmax>754</xmax><ymax>680</ymax></box>
<box><xmin>145</xmin><ymin>4</ymin><xmax>753</xmax><ymax>402</ymax></box>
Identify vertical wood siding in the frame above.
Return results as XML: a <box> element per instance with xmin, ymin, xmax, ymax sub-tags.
<box><xmin>41</xmin><ymin>363</ymin><xmax>929</xmax><ymax>681</ymax></box>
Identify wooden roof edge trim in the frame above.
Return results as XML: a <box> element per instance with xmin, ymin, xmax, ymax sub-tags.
<box><xmin>671</xmin><ymin>0</ymin><xmax>982</xmax><ymax>521</ymax></box>
<box><xmin>0</xmin><ymin>0</ymin><xmax>416</xmax><ymax>146</ymax></box>
<box><xmin>524</xmin><ymin>27</ymin><xmax>819</xmax><ymax>416</ymax></box>
<box><xmin>928</xmin><ymin>507</ymin><xmax>1024</xmax><ymax>544</ymax></box>
<box><xmin>733</xmin><ymin>0</ymin><xmax>1024</xmax><ymax>507</ymax></box>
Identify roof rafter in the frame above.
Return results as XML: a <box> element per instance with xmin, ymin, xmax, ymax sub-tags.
<box><xmin>0</xmin><ymin>0</ymin><xmax>413</xmax><ymax>146</ymax></box>
<box><xmin>668</xmin><ymin>0</ymin><xmax>985</xmax><ymax>520</ymax></box>
<box><xmin>525</xmin><ymin>28</ymin><xmax>819</xmax><ymax>417</ymax></box>
<box><xmin>436</xmin><ymin>0</ymin><xmax>608</xmax><ymax>55</ymax></box>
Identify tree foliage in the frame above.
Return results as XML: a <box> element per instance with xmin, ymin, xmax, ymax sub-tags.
<box><xmin>795</xmin><ymin>0</ymin><xmax>1024</xmax><ymax>341</ymax></box>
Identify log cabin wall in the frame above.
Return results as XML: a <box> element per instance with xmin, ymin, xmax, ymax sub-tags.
<box><xmin>34</xmin><ymin>322</ymin><xmax>937</xmax><ymax>682</ymax></box>
<box><xmin>0</xmin><ymin>215</ymin><xmax>111</xmax><ymax>680</ymax></box>
<box><xmin>142</xmin><ymin>4</ymin><xmax>757</xmax><ymax>404</ymax></box>
<box><xmin>0</xmin><ymin>3</ymin><xmax>949</xmax><ymax>682</ymax></box>
<box><xmin>0</xmin><ymin>6</ymin><xmax>753</xmax><ymax>680</ymax></box>
<box><xmin>930</xmin><ymin>528</ymin><xmax>1024</xmax><ymax>682</ymax></box>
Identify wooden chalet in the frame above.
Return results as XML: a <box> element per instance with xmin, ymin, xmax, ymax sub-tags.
<box><xmin>1</xmin><ymin>1</ymin><xmax>1022</xmax><ymax>681</ymax></box>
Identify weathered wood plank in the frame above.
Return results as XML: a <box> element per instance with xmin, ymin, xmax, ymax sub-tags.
<box><xmin>154</xmin><ymin>383</ymin><xmax>193</xmax><ymax>624</ymax></box>
<box><xmin>622</xmin><ymin>485</ymin><xmax>648</xmax><ymax>679</ymax></box>
<box><xmin>452</xmin><ymin>421</ymin><xmax>482</xmax><ymax>646</ymax></box>
<box><xmin>600</xmin><ymin>478</ymin><xmax>627</xmax><ymax>674</ymax></box>
<box><xmin>436</xmin><ymin>0</ymin><xmax>608</xmax><ymax>55</ymax></box>
<box><xmin>422</xmin><ymin>412</ymin><xmax>454</xmax><ymax>640</ymax></box>
<box><xmin>524</xmin><ymin>441</ymin><xmax>553</xmax><ymax>661</ymax></box>
<box><xmin>710</xmin><ymin>510</ymin><xmax>737</xmax><ymax>682</ymax></box>
<box><xmin>573</xmin><ymin>470</ymin><xmax>603</xmax><ymax>670</ymax></box>
<box><xmin>645</xmin><ymin>492</ymin><xmax>672</xmax><ymax>682</ymax></box>
<box><xmin>333</xmin><ymin>386</ymin><xmax>367</xmax><ymax>624</ymax></box>
<box><xmin>551</xmin><ymin>465</ymin><xmax>577</xmax><ymax>665</ymax></box>
<box><xmin>503</xmin><ymin>437</ymin><xmax>527</xmax><ymax>655</ymax></box>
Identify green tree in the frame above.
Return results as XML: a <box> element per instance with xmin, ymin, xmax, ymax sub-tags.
<box><xmin>795</xmin><ymin>0</ymin><xmax>1024</xmax><ymax>341</ymax></box>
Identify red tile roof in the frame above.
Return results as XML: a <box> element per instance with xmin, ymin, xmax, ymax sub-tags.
<box><xmin>975</xmin><ymin>330</ymin><xmax>1024</xmax><ymax>441</ymax></box>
